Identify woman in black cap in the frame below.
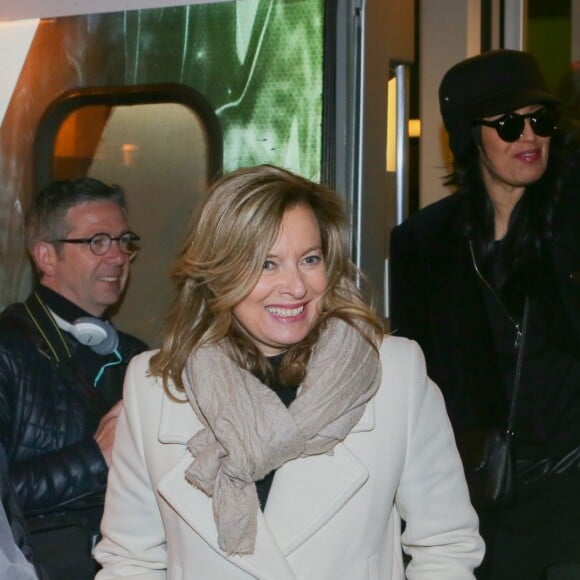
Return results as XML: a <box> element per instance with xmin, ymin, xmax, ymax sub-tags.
<box><xmin>390</xmin><ymin>49</ymin><xmax>580</xmax><ymax>579</ymax></box>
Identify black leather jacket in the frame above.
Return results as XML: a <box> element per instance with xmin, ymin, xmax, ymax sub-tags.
<box><xmin>0</xmin><ymin>297</ymin><xmax>147</xmax><ymax>518</ymax></box>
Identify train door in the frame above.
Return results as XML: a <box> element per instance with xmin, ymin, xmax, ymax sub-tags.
<box><xmin>34</xmin><ymin>84</ymin><xmax>220</xmax><ymax>346</ymax></box>
<box><xmin>1</xmin><ymin>0</ymin><xmax>326</xmax><ymax>346</ymax></box>
<box><xmin>0</xmin><ymin>0</ymin><xmax>415</xmax><ymax>343</ymax></box>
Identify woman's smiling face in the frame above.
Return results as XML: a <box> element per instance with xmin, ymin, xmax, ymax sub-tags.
<box><xmin>478</xmin><ymin>104</ymin><xmax>551</xmax><ymax>192</ymax></box>
<box><xmin>232</xmin><ymin>203</ymin><xmax>328</xmax><ymax>356</ymax></box>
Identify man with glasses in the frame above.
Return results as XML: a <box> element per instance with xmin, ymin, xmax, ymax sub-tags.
<box><xmin>0</xmin><ymin>177</ymin><xmax>147</xmax><ymax>579</ymax></box>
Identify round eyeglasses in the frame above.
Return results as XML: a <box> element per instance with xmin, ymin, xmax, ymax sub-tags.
<box><xmin>474</xmin><ymin>108</ymin><xmax>559</xmax><ymax>143</ymax></box>
<box><xmin>51</xmin><ymin>232</ymin><xmax>141</xmax><ymax>256</ymax></box>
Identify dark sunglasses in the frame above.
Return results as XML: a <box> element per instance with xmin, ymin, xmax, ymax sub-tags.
<box><xmin>474</xmin><ymin>108</ymin><xmax>559</xmax><ymax>143</ymax></box>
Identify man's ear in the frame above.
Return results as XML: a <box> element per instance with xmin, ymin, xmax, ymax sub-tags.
<box><xmin>32</xmin><ymin>242</ymin><xmax>59</xmax><ymax>278</ymax></box>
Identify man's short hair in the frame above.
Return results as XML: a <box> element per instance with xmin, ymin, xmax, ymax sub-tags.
<box><xmin>25</xmin><ymin>177</ymin><xmax>127</xmax><ymax>253</ymax></box>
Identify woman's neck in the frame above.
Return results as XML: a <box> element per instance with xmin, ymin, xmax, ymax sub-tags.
<box><xmin>485</xmin><ymin>182</ymin><xmax>525</xmax><ymax>241</ymax></box>
<box><xmin>479</xmin><ymin>155</ymin><xmax>527</xmax><ymax>240</ymax></box>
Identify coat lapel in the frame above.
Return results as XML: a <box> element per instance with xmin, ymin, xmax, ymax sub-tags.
<box><xmin>263</xmin><ymin>437</ymin><xmax>370</xmax><ymax>555</ymax></box>
<box><xmin>156</xmin><ymin>386</ymin><xmax>375</xmax><ymax>577</ymax></box>
<box><xmin>265</xmin><ymin>393</ymin><xmax>374</xmax><ymax>553</ymax></box>
<box><xmin>158</xmin><ymin>452</ymin><xmax>298</xmax><ymax>580</ymax></box>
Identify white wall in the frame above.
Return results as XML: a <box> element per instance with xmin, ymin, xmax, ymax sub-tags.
<box><xmin>418</xmin><ymin>0</ymin><xmax>481</xmax><ymax>209</ymax></box>
<box><xmin>0</xmin><ymin>20</ymin><xmax>38</xmax><ymax>126</ymax></box>
<box><xmin>418</xmin><ymin>0</ymin><xmax>530</xmax><ymax>209</ymax></box>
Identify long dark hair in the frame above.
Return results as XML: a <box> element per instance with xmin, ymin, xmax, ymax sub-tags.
<box><xmin>444</xmin><ymin>117</ymin><xmax>579</xmax><ymax>315</ymax></box>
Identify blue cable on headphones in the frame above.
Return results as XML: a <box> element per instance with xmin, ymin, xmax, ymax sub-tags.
<box><xmin>94</xmin><ymin>349</ymin><xmax>123</xmax><ymax>387</ymax></box>
<box><xmin>49</xmin><ymin>310</ymin><xmax>123</xmax><ymax>388</ymax></box>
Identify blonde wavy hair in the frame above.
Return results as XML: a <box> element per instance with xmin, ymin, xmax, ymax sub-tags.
<box><xmin>149</xmin><ymin>164</ymin><xmax>384</xmax><ymax>393</ymax></box>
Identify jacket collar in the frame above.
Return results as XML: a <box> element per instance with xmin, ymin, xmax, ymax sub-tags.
<box><xmin>157</xmin><ymin>389</ymin><xmax>375</xmax><ymax>578</ymax></box>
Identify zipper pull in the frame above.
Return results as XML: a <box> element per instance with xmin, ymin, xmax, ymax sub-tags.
<box><xmin>514</xmin><ymin>325</ymin><xmax>522</xmax><ymax>349</ymax></box>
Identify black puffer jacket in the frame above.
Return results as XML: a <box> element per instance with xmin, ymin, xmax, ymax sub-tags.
<box><xmin>0</xmin><ymin>440</ymin><xmax>48</xmax><ymax>579</ymax></box>
<box><xmin>0</xmin><ymin>300</ymin><xmax>147</xmax><ymax>516</ymax></box>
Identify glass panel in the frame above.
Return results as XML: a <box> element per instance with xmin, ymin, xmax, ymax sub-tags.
<box><xmin>1</xmin><ymin>1</ymin><xmax>325</xmax><ymax>315</ymax></box>
<box><xmin>528</xmin><ymin>1</ymin><xmax>574</xmax><ymax>120</ymax></box>
<box><xmin>53</xmin><ymin>102</ymin><xmax>209</xmax><ymax>347</ymax></box>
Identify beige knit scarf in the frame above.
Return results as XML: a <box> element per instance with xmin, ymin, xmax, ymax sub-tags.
<box><xmin>182</xmin><ymin>317</ymin><xmax>382</xmax><ymax>555</ymax></box>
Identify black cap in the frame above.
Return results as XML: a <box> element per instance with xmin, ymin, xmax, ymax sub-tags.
<box><xmin>439</xmin><ymin>49</ymin><xmax>559</xmax><ymax>157</ymax></box>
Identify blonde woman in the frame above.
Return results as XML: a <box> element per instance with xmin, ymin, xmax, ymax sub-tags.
<box><xmin>96</xmin><ymin>164</ymin><xmax>483</xmax><ymax>579</ymax></box>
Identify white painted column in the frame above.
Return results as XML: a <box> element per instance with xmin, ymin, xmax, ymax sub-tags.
<box><xmin>503</xmin><ymin>0</ymin><xmax>528</xmax><ymax>50</ymax></box>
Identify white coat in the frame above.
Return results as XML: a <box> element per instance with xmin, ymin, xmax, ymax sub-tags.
<box><xmin>95</xmin><ymin>336</ymin><xmax>484</xmax><ymax>579</ymax></box>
